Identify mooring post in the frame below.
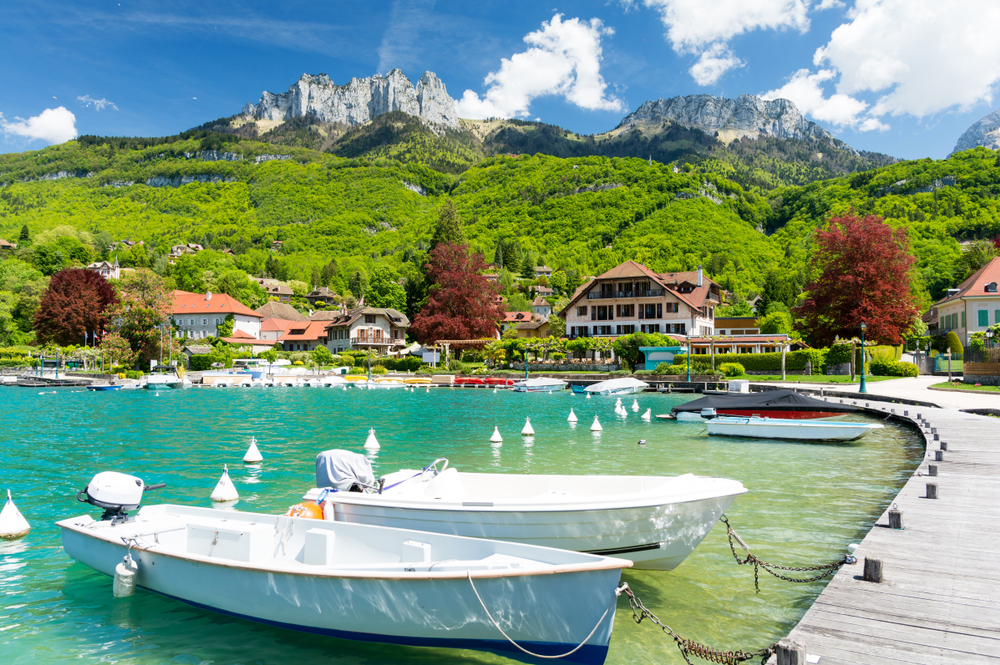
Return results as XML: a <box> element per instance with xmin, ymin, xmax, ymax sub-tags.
<box><xmin>888</xmin><ymin>508</ymin><xmax>903</xmax><ymax>529</ymax></box>
<box><xmin>928</xmin><ymin>464</ymin><xmax>938</xmax><ymax>477</ymax></box>
<box><xmin>931</xmin><ymin>427</ymin><xmax>937</xmax><ymax>434</ymax></box>
<box><xmin>863</xmin><ymin>557</ymin><xmax>884</xmax><ymax>583</ymax></box>
<box><xmin>776</xmin><ymin>638</ymin><xmax>807</xmax><ymax>665</ymax></box>
<box><xmin>935</xmin><ymin>450</ymin><xmax>944</xmax><ymax>462</ymax></box>
<box><xmin>940</xmin><ymin>441</ymin><xmax>948</xmax><ymax>451</ymax></box>
<box><xmin>927</xmin><ymin>483</ymin><xmax>938</xmax><ymax>499</ymax></box>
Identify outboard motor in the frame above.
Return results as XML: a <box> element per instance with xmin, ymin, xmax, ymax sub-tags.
<box><xmin>77</xmin><ymin>472</ymin><xmax>165</xmax><ymax>521</ymax></box>
<box><xmin>700</xmin><ymin>408</ymin><xmax>717</xmax><ymax>419</ymax></box>
<box><xmin>316</xmin><ymin>450</ymin><xmax>377</xmax><ymax>493</ymax></box>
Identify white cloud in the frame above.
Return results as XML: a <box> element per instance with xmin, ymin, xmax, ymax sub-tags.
<box><xmin>689</xmin><ymin>43</ymin><xmax>744</xmax><ymax>86</ymax></box>
<box><xmin>456</xmin><ymin>14</ymin><xmax>625</xmax><ymax>119</ymax></box>
<box><xmin>816</xmin><ymin>0</ymin><xmax>844</xmax><ymax>9</ymax></box>
<box><xmin>376</xmin><ymin>0</ymin><xmax>435</xmax><ymax>75</ymax></box>
<box><xmin>0</xmin><ymin>107</ymin><xmax>78</xmax><ymax>144</ymax></box>
<box><xmin>77</xmin><ymin>95</ymin><xmax>118</xmax><ymax>111</ymax></box>
<box><xmin>762</xmin><ymin>68</ymin><xmax>877</xmax><ymax>128</ymax></box>
<box><xmin>814</xmin><ymin>0</ymin><xmax>1000</xmax><ymax>119</ymax></box>
<box><xmin>636</xmin><ymin>0</ymin><xmax>809</xmax><ymax>84</ymax></box>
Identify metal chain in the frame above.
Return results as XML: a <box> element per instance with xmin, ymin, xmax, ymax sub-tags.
<box><xmin>619</xmin><ymin>583</ymin><xmax>776</xmax><ymax>665</ymax></box>
<box><xmin>721</xmin><ymin>515</ymin><xmax>856</xmax><ymax>593</ymax></box>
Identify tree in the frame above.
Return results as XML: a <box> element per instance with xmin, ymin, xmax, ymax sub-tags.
<box><xmin>216</xmin><ymin>314</ymin><xmax>235</xmax><ymax>338</ymax></box>
<box><xmin>548</xmin><ymin>314</ymin><xmax>566</xmax><ymax>338</ymax></box>
<box><xmin>365</xmin><ymin>265</ymin><xmax>407</xmax><ymax>311</ymax></box>
<box><xmin>430</xmin><ymin>199</ymin><xmax>465</xmax><ymax>249</ymax></box>
<box><xmin>794</xmin><ymin>213</ymin><xmax>919</xmax><ymax>346</ymax></box>
<box><xmin>18</xmin><ymin>224</ymin><xmax>30</xmax><ymax>243</ymax></box>
<box><xmin>550</xmin><ymin>270</ymin><xmax>567</xmax><ymax>294</ymax></box>
<box><xmin>349</xmin><ymin>269</ymin><xmax>368</xmax><ymax>301</ymax></box>
<box><xmin>105</xmin><ymin>269</ymin><xmax>175</xmax><ymax>367</ymax></box>
<box><xmin>311</xmin><ymin>345</ymin><xmax>334</xmax><ymax>366</ymax></box>
<box><xmin>758</xmin><ymin>311</ymin><xmax>793</xmax><ymax>334</ymax></box>
<box><xmin>34</xmin><ymin>269</ymin><xmax>117</xmax><ymax>346</ymax></box>
<box><xmin>216</xmin><ymin>270</ymin><xmax>267</xmax><ymax>309</ymax></box>
<box><xmin>260</xmin><ymin>348</ymin><xmax>278</xmax><ymax>364</ymax></box>
<box><xmin>411</xmin><ymin>243</ymin><xmax>504</xmax><ymax>342</ymax></box>
<box><xmin>959</xmin><ymin>239</ymin><xmax>999</xmax><ymax>278</ymax></box>
<box><xmin>320</xmin><ymin>260</ymin><xmax>338</xmax><ymax>287</ymax></box>
<box><xmin>99</xmin><ymin>332</ymin><xmax>138</xmax><ymax>370</ymax></box>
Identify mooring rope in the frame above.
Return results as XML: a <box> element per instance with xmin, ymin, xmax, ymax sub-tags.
<box><xmin>721</xmin><ymin>515</ymin><xmax>857</xmax><ymax>593</ymax></box>
<box><xmin>467</xmin><ymin>572</ymin><xmax>620</xmax><ymax>659</ymax></box>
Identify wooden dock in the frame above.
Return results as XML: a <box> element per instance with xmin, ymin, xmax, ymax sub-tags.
<box><xmin>773</xmin><ymin>396</ymin><xmax>1000</xmax><ymax>664</ymax></box>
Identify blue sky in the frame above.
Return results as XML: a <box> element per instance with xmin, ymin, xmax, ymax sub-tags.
<box><xmin>2</xmin><ymin>0</ymin><xmax>998</xmax><ymax>160</ymax></box>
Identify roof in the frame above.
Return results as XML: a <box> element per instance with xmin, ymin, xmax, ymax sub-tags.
<box><xmin>277</xmin><ymin>321</ymin><xmax>331</xmax><ymax>342</ymax></box>
<box><xmin>532</xmin><ymin>297</ymin><xmax>550</xmax><ymax>307</ymax></box>
<box><xmin>256</xmin><ymin>301</ymin><xmax>307</xmax><ymax>321</ymax></box>
<box><xmin>0</xmin><ymin>239</ymin><xmax>16</xmax><ymax>249</ymax></box>
<box><xmin>318</xmin><ymin>306</ymin><xmax>410</xmax><ymax>327</ymax></box>
<box><xmin>310</xmin><ymin>310</ymin><xmax>346</xmax><ymax>321</ymax></box>
<box><xmin>933</xmin><ymin>256</ymin><xmax>1000</xmax><ymax>306</ymax></box>
<box><xmin>687</xmin><ymin>335</ymin><xmax>803</xmax><ymax>345</ymax></box>
<box><xmin>502</xmin><ymin>311</ymin><xmax>533</xmax><ymax>323</ymax></box>
<box><xmin>306</xmin><ymin>286</ymin><xmax>338</xmax><ymax>298</ymax></box>
<box><xmin>560</xmin><ymin>260</ymin><xmax>720</xmax><ymax>317</ymax></box>
<box><xmin>535</xmin><ymin>286</ymin><xmax>554</xmax><ymax>295</ymax></box>
<box><xmin>260</xmin><ymin>318</ymin><xmax>298</xmax><ymax>333</ymax></box>
<box><xmin>534</xmin><ymin>265</ymin><xmax>553</xmax><ymax>273</ymax></box>
<box><xmin>172</xmin><ymin>290</ymin><xmax>262</xmax><ymax>318</ymax></box>
<box><xmin>182</xmin><ymin>345</ymin><xmax>213</xmax><ymax>355</ymax></box>
<box><xmin>222</xmin><ymin>335</ymin><xmax>277</xmax><ymax>346</ymax></box>
<box><xmin>516</xmin><ymin>315</ymin><xmax>549</xmax><ymax>330</ymax></box>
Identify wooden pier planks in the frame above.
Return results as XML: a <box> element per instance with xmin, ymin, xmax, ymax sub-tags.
<box><xmin>777</xmin><ymin>400</ymin><xmax>1000</xmax><ymax>664</ymax></box>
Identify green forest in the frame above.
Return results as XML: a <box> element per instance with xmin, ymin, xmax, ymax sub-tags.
<box><xmin>1</xmin><ymin>126</ymin><xmax>998</xmax><ymax>347</ymax></box>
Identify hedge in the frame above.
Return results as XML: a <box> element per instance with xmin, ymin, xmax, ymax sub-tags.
<box><xmin>0</xmin><ymin>358</ymin><xmax>37</xmax><ymax>367</ymax></box>
<box><xmin>189</xmin><ymin>355</ymin><xmax>215</xmax><ymax>371</ymax></box>
<box><xmin>718</xmin><ymin>362</ymin><xmax>745</xmax><ymax>377</ymax></box>
<box><xmin>870</xmin><ymin>359</ymin><xmax>919</xmax><ymax>377</ymax></box>
<box><xmin>672</xmin><ymin>349</ymin><xmax>825</xmax><ymax>374</ymax></box>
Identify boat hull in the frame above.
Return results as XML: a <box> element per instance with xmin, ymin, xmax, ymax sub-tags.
<box><xmin>59</xmin><ymin>510</ymin><xmax>623</xmax><ymax>665</ymax></box>
<box><xmin>706</xmin><ymin>417</ymin><xmax>883</xmax><ymax>441</ymax></box>
<box><xmin>86</xmin><ymin>385</ymin><xmax>122</xmax><ymax>391</ymax></box>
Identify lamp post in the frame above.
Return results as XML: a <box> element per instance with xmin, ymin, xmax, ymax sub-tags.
<box><xmin>686</xmin><ymin>336</ymin><xmax>692</xmax><ymax>382</ymax></box>
<box><xmin>859</xmin><ymin>321</ymin><xmax>868</xmax><ymax>394</ymax></box>
<box><xmin>987</xmin><ymin>329</ymin><xmax>994</xmax><ymax>351</ymax></box>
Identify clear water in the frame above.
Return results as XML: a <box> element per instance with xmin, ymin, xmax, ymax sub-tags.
<box><xmin>0</xmin><ymin>386</ymin><xmax>923</xmax><ymax>665</ymax></box>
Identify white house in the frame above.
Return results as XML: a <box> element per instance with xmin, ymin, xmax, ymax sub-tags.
<box><xmin>275</xmin><ymin>307</ymin><xmax>410</xmax><ymax>353</ymax></box>
<box><xmin>929</xmin><ymin>256</ymin><xmax>1000</xmax><ymax>344</ymax></box>
<box><xmin>85</xmin><ymin>257</ymin><xmax>120</xmax><ymax>280</ymax></box>
<box><xmin>560</xmin><ymin>260</ymin><xmax>720</xmax><ymax>338</ymax></box>
<box><xmin>171</xmin><ymin>290</ymin><xmax>262</xmax><ymax>340</ymax></box>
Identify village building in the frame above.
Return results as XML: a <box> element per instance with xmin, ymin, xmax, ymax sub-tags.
<box><xmin>276</xmin><ymin>307</ymin><xmax>410</xmax><ymax>353</ymax></box>
<box><xmin>276</xmin><ymin>321</ymin><xmax>331</xmax><ymax>352</ymax></box>
<box><xmin>171</xmin><ymin>290</ymin><xmax>262</xmax><ymax>340</ymax></box>
<box><xmin>560</xmin><ymin>260</ymin><xmax>721</xmax><ymax>338</ymax></box>
<box><xmin>0</xmin><ymin>238</ymin><xmax>18</xmax><ymax>251</ymax></box>
<box><xmin>686</xmin><ymin>334</ymin><xmax>806</xmax><ymax>355</ymax></box>
<box><xmin>259</xmin><ymin>317</ymin><xmax>297</xmax><ymax>342</ymax></box>
<box><xmin>168</xmin><ymin>243</ymin><xmax>204</xmax><ymax>259</ymax></box>
<box><xmin>516</xmin><ymin>314</ymin><xmax>551</xmax><ymax>339</ymax></box>
<box><xmin>500</xmin><ymin>311</ymin><xmax>533</xmax><ymax>334</ymax></box>
<box><xmin>532</xmin><ymin>297</ymin><xmax>552</xmax><ymax>320</ymax></box>
<box><xmin>220</xmin><ymin>329</ymin><xmax>277</xmax><ymax>354</ymax></box>
<box><xmin>255</xmin><ymin>301</ymin><xmax>307</xmax><ymax>322</ymax></box>
<box><xmin>534</xmin><ymin>265</ymin><xmax>554</xmax><ymax>278</ymax></box>
<box><xmin>253</xmin><ymin>277</ymin><xmax>293</xmax><ymax>303</ymax></box>
<box><xmin>714</xmin><ymin>316</ymin><xmax>760</xmax><ymax>336</ymax></box>
<box><xmin>534</xmin><ymin>285</ymin><xmax>555</xmax><ymax>297</ymax></box>
<box><xmin>927</xmin><ymin>256</ymin><xmax>1000</xmax><ymax>344</ymax></box>
<box><xmin>305</xmin><ymin>286</ymin><xmax>339</xmax><ymax>306</ymax></box>
<box><xmin>85</xmin><ymin>257</ymin><xmax>120</xmax><ymax>280</ymax></box>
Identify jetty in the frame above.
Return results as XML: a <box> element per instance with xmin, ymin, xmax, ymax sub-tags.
<box><xmin>771</xmin><ymin>393</ymin><xmax>1000</xmax><ymax>664</ymax></box>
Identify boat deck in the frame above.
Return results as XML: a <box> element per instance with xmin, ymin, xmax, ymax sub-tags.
<box><xmin>770</xmin><ymin>394</ymin><xmax>1000</xmax><ymax>664</ymax></box>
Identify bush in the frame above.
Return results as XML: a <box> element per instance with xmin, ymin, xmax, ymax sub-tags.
<box><xmin>0</xmin><ymin>358</ymin><xmax>36</xmax><ymax>367</ymax></box>
<box><xmin>370</xmin><ymin>365</ymin><xmax>388</xmax><ymax>375</ymax></box>
<box><xmin>125</xmin><ymin>370</ymin><xmax>143</xmax><ymax>380</ymax></box>
<box><xmin>188</xmin><ymin>355</ymin><xmax>215</xmax><ymax>371</ymax></box>
<box><xmin>633</xmin><ymin>369</ymin><xmax>654</xmax><ymax>376</ymax></box>
<box><xmin>673</xmin><ymin>349</ymin><xmax>825</xmax><ymax>374</ymax></box>
<box><xmin>551</xmin><ymin>352</ymin><xmax>566</xmax><ymax>361</ymax></box>
<box><xmin>381</xmin><ymin>356</ymin><xmax>422</xmax><ymax>372</ymax></box>
<box><xmin>945</xmin><ymin>331</ymin><xmax>963</xmax><ymax>356</ymax></box>
<box><xmin>719</xmin><ymin>362</ymin><xmax>745</xmax><ymax>377</ymax></box>
<box><xmin>416</xmin><ymin>366</ymin><xmax>435</xmax><ymax>375</ymax></box>
<box><xmin>609</xmin><ymin>369</ymin><xmax>631</xmax><ymax>376</ymax></box>
<box><xmin>870</xmin><ymin>359</ymin><xmax>919</xmax><ymax>377</ymax></box>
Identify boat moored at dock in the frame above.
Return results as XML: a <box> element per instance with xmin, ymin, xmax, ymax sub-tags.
<box><xmin>705</xmin><ymin>416</ymin><xmax>884</xmax><ymax>441</ymax></box>
<box><xmin>584</xmin><ymin>378</ymin><xmax>649</xmax><ymax>395</ymax></box>
<box><xmin>512</xmin><ymin>377</ymin><xmax>567</xmax><ymax>392</ymax></box>
<box><xmin>670</xmin><ymin>389</ymin><xmax>858</xmax><ymax>420</ymax></box>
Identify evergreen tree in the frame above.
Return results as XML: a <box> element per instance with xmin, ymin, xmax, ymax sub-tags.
<box><xmin>349</xmin><ymin>269</ymin><xmax>369</xmax><ymax>302</ymax></box>
<box><xmin>430</xmin><ymin>199</ymin><xmax>465</xmax><ymax>249</ymax></box>
<box><xmin>19</xmin><ymin>224</ymin><xmax>30</xmax><ymax>243</ymax></box>
<box><xmin>320</xmin><ymin>260</ymin><xmax>338</xmax><ymax>287</ymax></box>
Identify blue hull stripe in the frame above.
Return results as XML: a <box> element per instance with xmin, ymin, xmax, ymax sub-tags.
<box><xmin>143</xmin><ymin>586</ymin><xmax>611</xmax><ymax>665</ymax></box>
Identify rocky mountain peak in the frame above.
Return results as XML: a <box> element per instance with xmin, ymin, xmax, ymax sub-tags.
<box><xmin>616</xmin><ymin>94</ymin><xmax>835</xmax><ymax>143</ymax></box>
<box><xmin>951</xmin><ymin>108</ymin><xmax>1000</xmax><ymax>155</ymax></box>
<box><xmin>240</xmin><ymin>69</ymin><xmax>459</xmax><ymax>129</ymax></box>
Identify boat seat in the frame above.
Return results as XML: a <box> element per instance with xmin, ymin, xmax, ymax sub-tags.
<box><xmin>401</xmin><ymin>540</ymin><xmax>432</xmax><ymax>563</ymax></box>
<box><xmin>304</xmin><ymin>528</ymin><xmax>336</xmax><ymax>566</ymax></box>
<box><xmin>422</xmin><ymin>468</ymin><xmax>466</xmax><ymax>501</ymax></box>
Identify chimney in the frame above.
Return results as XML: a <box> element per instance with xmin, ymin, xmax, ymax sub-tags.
<box><xmin>697</xmin><ymin>266</ymin><xmax>703</xmax><ymax>288</ymax></box>
<box><xmin>205</xmin><ymin>291</ymin><xmax>212</xmax><ymax>301</ymax></box>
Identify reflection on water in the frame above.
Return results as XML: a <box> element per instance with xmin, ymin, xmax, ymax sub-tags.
<box><xmin>0</xmin><ymin>386</ymin><xmax>922</xmax><ymax>664</ymax></box>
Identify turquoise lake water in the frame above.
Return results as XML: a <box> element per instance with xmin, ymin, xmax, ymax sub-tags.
<box><xmin>0</xmin><ymin>385</ymin><xmax>923</xmax><ymax>665</ymax></box>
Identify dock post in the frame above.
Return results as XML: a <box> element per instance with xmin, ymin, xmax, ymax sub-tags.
<box><xmin>863</xmin><ymin>557</ymin><xmax>883</xmax><ymax>583</ymax></box>
<box><xmin>928</xmin><ymin>465</ymin><xmax>938</xmax><ymax>476</ymax></box>
<box><xmin>926</xmin><ymin>483</ymin><xmax>938</xmax><ymax>499</ymax></box>
<box><xmin>888</xmin><ymin>508</ymin><xmax>903</xmax><ymax>529</ymax></box>
<box><xmin>935</xmin><ymin>450</ymin><xmax>944</xmax><ymax>462</ymax></box>
<box><xmin>776</xmin><ymin>638</ymin><xmax>807</xmax><ymax>665</ymax></box>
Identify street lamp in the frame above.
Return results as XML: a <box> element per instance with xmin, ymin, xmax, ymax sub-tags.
<box><xmin>987</xmin><ymin>329</ymin><xmax>994</xmax><ymax>351</ymax></box>
<box><xmin>686</xmin><ymin>335</ymin><xmax>692</xmax><ymax>382</ymax></box>
<box><xmin>859</xmin><ymin>321</ymin><xmax>868</xmax><ymax>394</ymax></box>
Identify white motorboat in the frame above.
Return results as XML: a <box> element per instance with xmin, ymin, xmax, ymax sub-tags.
<box><xmin>60</xmin><ymin>474</ymin><xmax>630</xmax><ymax>665</ymax></box>
<box><xmin>321</xmin><ymin>376</ymin><xmax>348</xmax><ymax>387</ymax></box>
<box><xmin>584</xmin><ymin>378</ymin><xmax>649</xmax><ymax>395</ymax></box>
<box><xmin>145</xmin><ymin>366</ymin><xmax>185</xmax><ymax>390</ymax></box>
<box><xmin>705</xmin><ymin>416</ymin><xmax>884</xmax><ymax>441</ymax></box>
<box><xmin>304</xmin><ymin>451</ymin><xmax>746</xmax><ymax>571</ymax></box>
<box><xmin>512</xmin><ymin>377</ymin><xmax>567</xmax><ymax>393</ymax></box>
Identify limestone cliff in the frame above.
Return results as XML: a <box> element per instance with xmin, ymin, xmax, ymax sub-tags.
<box><xmin>240</xmin><ymin>70</ymin><xmax>458</xmax><ymax>129</ymax></box>
<box><xmin>951</xmin><ymin>108</ymin><xmax>1000</xmax><ymax>155</ymax></box>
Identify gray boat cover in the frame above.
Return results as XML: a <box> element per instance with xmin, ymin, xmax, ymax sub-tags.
<box><xmin>671</xmin><ymin>389</ymin><xmax>858</xmax><ymax>414</ymax></box>
<box><xmin>315</xmin><ymin>449</ymin><xmax>376</xmax><ymax>491</ymax></box>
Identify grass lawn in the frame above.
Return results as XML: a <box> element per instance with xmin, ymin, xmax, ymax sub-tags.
<box><xmin>930</xmin><ymin>381</ymin><xmax>1000</xmax><ymax>393</ymax></box>
<box><xmin>749</xmin><ymin>375</ymin><xmax>897</xmax><ymax>384</ymax></box>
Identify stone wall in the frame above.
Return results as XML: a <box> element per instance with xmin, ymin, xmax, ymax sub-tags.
<box><xmin>964</xmin><ymin>362</ymin><xmax>1000</xmax><ymax>386</ymax></box>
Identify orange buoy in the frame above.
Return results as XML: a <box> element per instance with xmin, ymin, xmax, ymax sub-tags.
<box><xmin>285</xmin><ymin>502</ymin><xmax>324</xmax><ymax>520</ymax></box>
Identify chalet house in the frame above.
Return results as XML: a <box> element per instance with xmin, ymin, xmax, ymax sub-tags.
<box><xmin>256</xmin><ymin>301</ymin><xmax>307</xmax><ymax>322</ymax></box>
<box><xmin>85</xmin><ymin>257</ymin><xmax>120</xmax><ymax>280</ymax></box>
<box><xmin>501</xmin><ymin>311</ymin><xmax>533</xmax><ymax>334</ymax></box>
<box><xmin>534</xmin><ymin>285</ymin><xmax>555</xmax><ymax>297</ymax></box>
<box><xmin>516</xmin><ymin>314</ymin><xmax>551</xmax><ymax>339</ymax></box>
<box><xmin>560</xmin><ymin>260</ymin><xmax>720</xmax><ymax>338</ymax></box>
<box><xmin>168</xmin><ymin>243</ymin><xmax>204</xmax><ymax>259</ymax></box>
<box><xmin>259</xmin><ymin>317</ymin><xmax>297</xmax><ymax>342</ymax></box>
<box><xmin>171</xmin><ymin>290</ymin><xmax>262</xmax><ymax>340</ymax></box>
<box><xmin>305</xmin><ymin>286</ymin><xmax>338</xmax><ymax>305</ymax></box>
<box><xmin>929</xmin><ymin>256</ymin><xmax>1000</xmax><ymax>344</ymax></box>
<box><xmin>277</xmin><ymin>307</ymin><xmax>410</xmax><ymax>353</ymax></box>
<box><xmin>277</xmin><ymin>321</ymin><xmax>331</xmax><ymax>352</ymax></box>
<box><xmin>254</xmin><ymin>277</ymin><xmax>293</xmax><ymax>303</ymax></box>
<box><xmin>0</xmin><ymin>238</ymin><xmax>17</xmax><ymax>251</ymax></box>
<box><xmin>532</xmin><ymin>297</ymin><xmax>552</xmax><ymax>320</ymax></box>
<box><xmin>534</xmin><ymin>265</ymin><xmax>553</xmax><ymax>278</ymax></box>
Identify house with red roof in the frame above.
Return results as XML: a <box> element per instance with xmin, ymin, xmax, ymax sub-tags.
<box><xmin>276</xmin><ymin>307</ymin><xmax>411</xmax><ymax>353</ymax></box>
<box><xmin>220</xmin><ymin>328</ymin><xmax>277</xmax><ymax>353</ymax></box>
<box><xmin>559</xmin><ymin>260</ymin><xmax>721</xmax><ymax>339</ymax></box>
<box><xmin>170</xmin><ymin>290</ymin><xmax>263</xmax><ymax>340</ymax></box>
<box><xmin>928</xmin><ymin>256</ymin><xmax>1000</xmax><ymax>344</ymax></box>
<box><xmin>500</xmin><ymin>311</ymin><xmax>533</xmax><ymax>334</ymax></box>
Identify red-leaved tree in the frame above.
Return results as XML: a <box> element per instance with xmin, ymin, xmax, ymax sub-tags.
<box><xmin>35</xmin><ymin>268</ymin><xmax>118</xmax><ymax>346</ymax></box>
<box><xmin>411</xmin><ymin>243</ymin><xmax>504</xmax><ymax>343</ymax></box>
<box><xmin>794</xmin><ymin>213</ymin><xmax>919</xmax><ymax>346</ymax></box>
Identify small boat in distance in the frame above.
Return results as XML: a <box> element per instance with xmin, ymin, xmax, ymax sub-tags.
<box><xmin>670</xmin><ymin>389</ymin><xmax>858</xmax><ymax>420</ymax></box>
<box><xmin>706</xmin><ymin>416</ymin><xmax>884</xmax><ymax>442</ymax></box>
<box><xmin>512</xmin><ymin>377</ymin><xmax>567</xmax><ymax>392</ymax></box>
<box><xmin>86</xmin><ymin>384</ymin><xmax>122</xmax><ymax>392</ymax></box>
<box><xmin>584</xmin><ymin>377</ymin><xmax>649</xmax><ymax>395</ymax></box>
<box><xmin>145</xmin><ymin>366</ymin><xmax>185</xmax><ymax>390</ymax></box>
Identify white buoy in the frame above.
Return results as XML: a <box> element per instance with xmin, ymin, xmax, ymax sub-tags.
<box><xmin>632</xmin><ymin>400</ymin><xmax>640</xmax><ymax>412</ymax></box>
<box><xmin>590</xmin><ymin>416</ymin><xmax>603</xmax><ymax>432</ymax></box>
<box><xmin>586</xmin><ymin>392</ymin><xmax>591</xmax><ymax>399</ymax></box>
<box><xmin>0</xmin><ymin>490</ymin><xmax>31</xmax><ymax>540</ymax></box>
<box><xmin>242</xmin><ymin>436</ymin><xmax>263</xmax><ymax>464</ymax></box>
<box><xmin>113</xmin><ymin>555</ymin><xmax>138</xmax><ymax>597</ymax></box>
<box><xmin>210</xmin><ymin>465</ymin><xmax>239</xmax><ymax>502</ymax></box>
<box><xmin>426</xmin><ymin>387</ymin><xmax>430</xmax><ymax>393</ymax></box>
<box><xmin>521</xmin><ymin>418</ymin><xmax>535</xmax><ymax>436</ymax></box>
<box><xmin>615</xmin><ymin>398</ymin><xmax>622</xmax><ymax>409</ymax></box>
<box><xmin>493</xmin><ymin>388</ymin><xmax>497</xmax><ymax>394</ymax></box>
<box><xmin>490</xmin><ymin>426</ymin><xmax>503</xmax><ymax>443</ymax></box>
<box><xmin>567</xmin><ymin>408</ymin><xmax>578</xmax><ymax>423</ymax></box>
<box><xmin>642</xmin><ymin>408</ymin><xmax>651</xmax><ymax>422</ymax></box>
<box><xmin>364</xmin><ymin>428</ymin><xmax>380</xmax><ymax>450</ymax></box>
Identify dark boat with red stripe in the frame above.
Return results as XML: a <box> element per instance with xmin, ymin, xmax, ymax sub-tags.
<box><xmin>670</xmin><ymin>389</ymin><xmax>857</xmax><ymax>420</ymax></box>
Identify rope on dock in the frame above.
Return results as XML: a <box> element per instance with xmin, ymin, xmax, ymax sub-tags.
<box><xmin>618</xmin><ymin>583</ymin><xmax>776</xmax><ymax>665</ymax></box>
<box><xmin>721</xmin><ymin>515</ymin><xmax>857</xmax><ymax>593</ymax></box>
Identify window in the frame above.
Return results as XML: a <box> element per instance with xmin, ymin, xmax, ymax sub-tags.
<box><xmin>665</xmin><ymin>302</ymin><xmax>678</xmax><ymax>313</ymax></box>
<box><xmin>577</xmin><ymin>306</ymin><xmax>588</xmax><ymax>317</ymax></box>
<box><xmin>202</xmin><ymin>318</ymin><xmax>207</xmax><ymax>326</ymax></box>
<box><xmin>996</xmin><ymin>310</ymin><xmax>1000</xmax><ymax>324</ymax></box>
<box><xmin>986</xmin><ymin>282</ymin><xmax>998</xmax><ymax>293</ymax></box>
<box><xmin>618</xmin><ymin>304</ymin><xmax>634</xmax><ymax>317</ymax></box>
<box><xmin>214</xmin><ymin>318</ymin><xmax>220</xmax><ymax>325</ymax></box>
<box><xmin>961</xmin><ymin>311</ymin><xmax>966</xmax><ymax>328</ymax></box>
<box><xmin>189</xmin><ymin>318</ymin><xmax>195</xmax><ymax>326</ymax></box>
<box><xmin>979</xmin><ymin>310</ymin><xmax>989</xmax><ymax>327</ymax></box>
<box><xmin>657</xmin><ymin>304</ymin><xmax>662</xmax><ymax>318</ymax></box>
<box><xmin>572</xmin><ymin>326</ymin><xmax>589</xmax><ymax>337</ymax></box>
<box><xmin>365</xmin><ymin>315</ymin><xmax>376</xmax><ymax>323</ymax></box>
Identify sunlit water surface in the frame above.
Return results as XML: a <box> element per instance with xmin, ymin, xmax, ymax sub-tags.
<box><xmin>0</xmin><ymin>385</ymin><xmax>922</xmax><ymax>664</ymax></box>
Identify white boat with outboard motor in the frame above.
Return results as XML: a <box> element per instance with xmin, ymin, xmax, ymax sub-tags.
<box><xmin>59</xmin><ymin>471</ymin><xmax>631</xmax><ymax>665</ymax></box>
<box><xmin>145</xmin><ymin>366</ymin><xmax>187</xmax><ymax>390</ymax></box>
<box><xmin>705</xmin><ymin>416</ymin><xmax>884</xmax><ymax>441</ymax></box>
<box><xmin>302</xmin><ymin>450</ymin><xmax>746</xmax><ymax>571</ymax></box>
<box><xmin>512</xmin><ymin>377</ymin><xmax>567</xmax><ymax>393</ymax></box>
<box><xmin>583</xmin><ymin>378</ymin><xmax>649</xmax><ymax>395</ymax></box>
